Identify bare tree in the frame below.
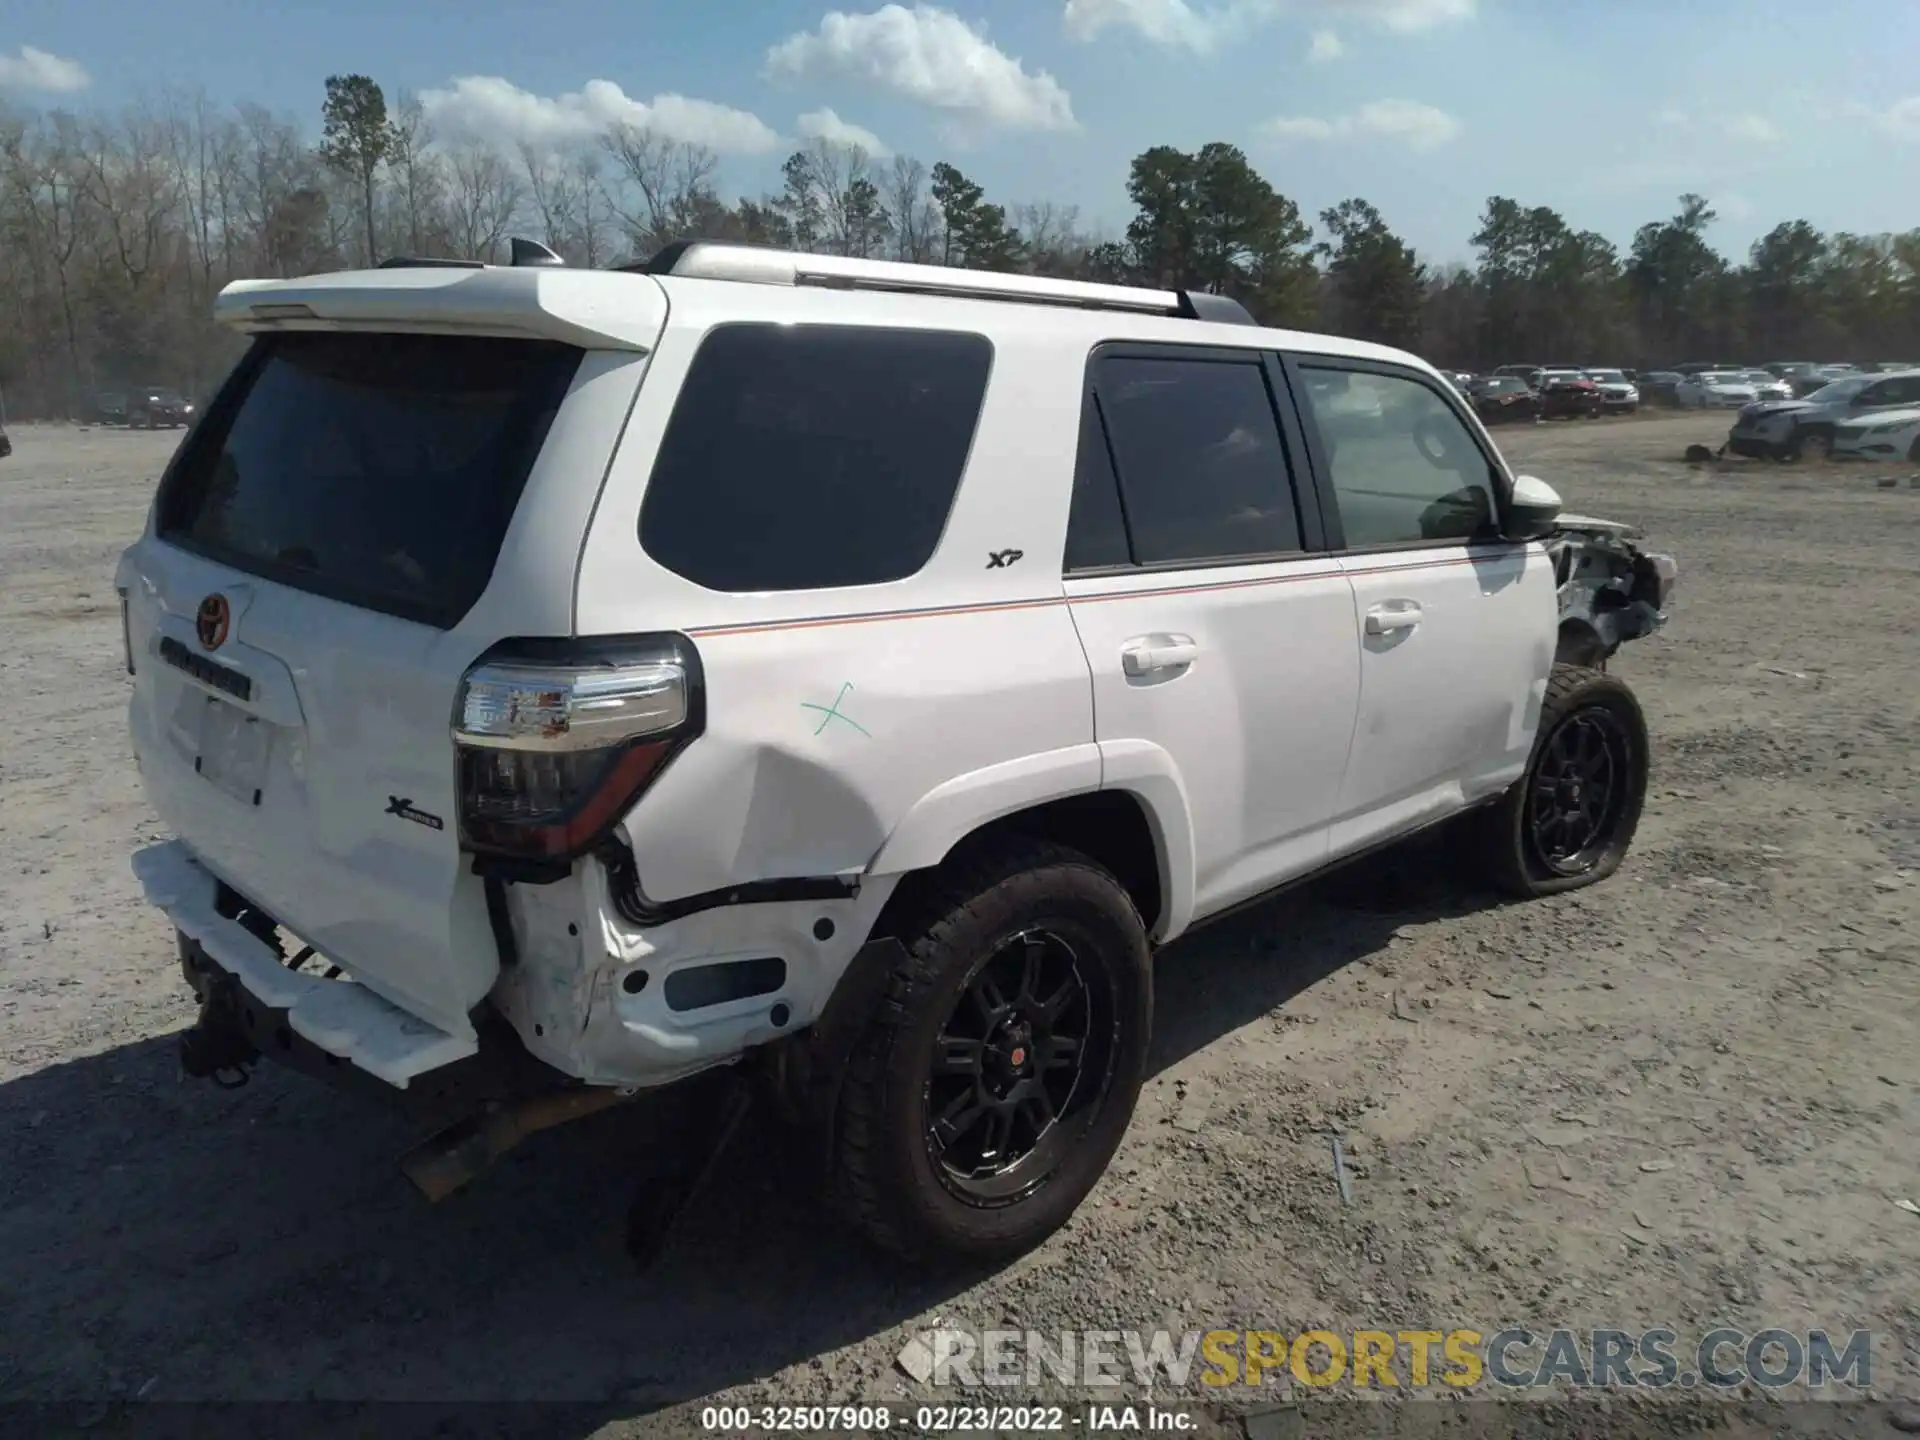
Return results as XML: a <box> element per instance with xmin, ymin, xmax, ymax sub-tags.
<box><xmin>600</xmin><ymin>122</ymin><xmax>718</xmax><ymax>258</ymax></box>
<box><xmin>446</xmin><ymin>140</ymin><xmax>522</xmax><ymax>262</ymax></box>
<box><xmin>886</xmin><ymin>154</ymin><xmax>938</xmax><ymax>264</ymax></box>
<box><xmin>3</xmin><ymin>113</ymin><xmax>89</xmax><ymax>410</ymax></box>
<box><xmin>384</xmin><ymin>92</ymin><xmax>441</xmax><ymax>258</ymax></box>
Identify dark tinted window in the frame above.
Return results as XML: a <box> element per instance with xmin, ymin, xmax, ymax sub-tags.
<box><xmin>1064</xmin><ymin>391</ymin><xmax>1131</xmax><ymax>571</ymax></box>
<box><xmin>640</xmin><ymin>324</ymin><xmax>991</xmax><ymax>592</ymax></box>
<box><xmin>155</xmin><ymin>333</ymin><xmax>582</xmax><ymax>628</ymax></box>
<box><xmin>1299</xmin><ymin>367</ymin><xmax>1499</xmax><ymax>548</ymax></box>
<box><xmin>1093</xmin><ymin>356</ymin><xmax>1301</xmax><ymax>565</ymax></box>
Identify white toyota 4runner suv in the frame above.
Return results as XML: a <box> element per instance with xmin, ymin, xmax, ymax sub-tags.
<box><xmin>118</xmin><ymin>240</ymin><xmax>1675</xmax><ymax>1265</ymax></box>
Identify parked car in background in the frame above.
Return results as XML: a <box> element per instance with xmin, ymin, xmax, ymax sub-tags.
<box><xmin>1537</xmin><ymin>369</ymin><xmax>1603</xmax><ymax>419</ymax></box>
<box><xmin>1638</xmin><ymin>371</ymin><xmax>1684</xmax><ymax>407</ymax></box>
<box><xmin>1728</xmin><ymin>369</ymin><xmax>1920</xmax><ymax>460</ymax></box>
<box><xmin>93</xmin><ymin>391</ymin><xmax>128</xmax><ymax>426</ymax></box>
<box><xmin>0</xmin><ymin>425</ymin><xmax>11</xmax><ymax>459</ymax></box>
<box><xmin>1493</xmin><ymin>363</ymin><xmax>1542</xmax><ymax>381</ymax></box>
<box><xmin>1830</xmin><ymin>405</ymin><xmax>1920</xmax><ymax>463</ymax></box>
<box><xmin>1736</xmin><ymin>370</ymin><xmax>1794</xmax><ymax>402</ymax></box>
<box><xmin>1786</xmin><ymin>365</ymin><xmax>1855</xmax><ymax>397</ymax></box>
<box><xmin>1675</xmin><ymin>370</ymin><xmax>1760</xmax><ymax>409</ymax></box>
<box><xmin>1442</xmin><ymin>370</ymin><xmax>1473</xmax><ymax>393</ymax></box>
<box><xmin>126</xmin><ymin>386</ymin><xmax>195</xmax><ymax>428</ymax></box>
<box><xmin>1583</xmin><ymin>369</ymin><xmax>1640</xmax><ymax>413</ymax></box>
<box><xmin>1467</xmin><ymin>374</ymin><xmax>1541</xmax><ymax>424</ymax></box>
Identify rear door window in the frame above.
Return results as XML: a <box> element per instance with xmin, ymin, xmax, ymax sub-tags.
<box><xmin>639</xmin><ymin>323</ymin><xmax>993</xmax><ymax>592</ymax></box>
<box><xmin>155</xmin><ymin>332</ymin><xmax>583</xmax><ymax>628</ymax></box>
<box><xmin>1091</xmin><ymin>353</ymin><xmax>1304</xmax><ymax>566</ymax></box>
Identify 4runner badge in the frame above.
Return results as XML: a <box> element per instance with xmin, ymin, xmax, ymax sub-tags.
<box><xmin>384</xmin><ymin>796</ymin><xmax>445</xmax><ymax>831</ymax></box>
<box><xmin>195</xmin><ymin>593</ymin><xmax>230</xmax><ymax>651</ymax></box>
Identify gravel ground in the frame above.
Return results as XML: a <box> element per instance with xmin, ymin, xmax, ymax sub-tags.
<box><xmin>1</xmin><ymin>414</ymin><xmax>1917</xmax><ymax>1437</ymax></box>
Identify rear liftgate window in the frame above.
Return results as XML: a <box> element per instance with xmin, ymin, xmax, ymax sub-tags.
<box><xmin>155</xmin><ymin>332</ymin><xmax>584</xmax><ymax>629</ymax></box>
<box><xmin>639</xmin><ymin>323</ymin><xmax>994</xmax><ymax>592</ymax></box>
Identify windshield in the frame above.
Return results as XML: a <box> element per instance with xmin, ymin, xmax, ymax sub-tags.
<box><xmin>1699</xmin><ymin>372</ymin><xmax>1748</xmax><ymax>384</ymax></box>
<box><xmin>1807</xmin><ymin>377</ymin><xmax>1869</xmax><ymax>403</ymax></box>
<box><xmin>1586</xmin><ymin>370</ymin><xmax>1625</xmax><ymax>383</ymax></box>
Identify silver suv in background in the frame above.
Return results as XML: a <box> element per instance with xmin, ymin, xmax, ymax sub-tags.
<box><xmin>1727</xmin><ymin>369</ymin><xmax>1920</xmax><ymax>460</ymax></box>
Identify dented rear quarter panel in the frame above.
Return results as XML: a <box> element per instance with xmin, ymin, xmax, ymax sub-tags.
<box><xmin>572</xmin><ymin>279</ymin><xmax>1103</xmax><ymax>904</ymax></box>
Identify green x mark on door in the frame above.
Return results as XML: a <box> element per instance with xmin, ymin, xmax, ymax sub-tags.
<box><xmin>802</xmin><ymin>681</ymin><xmax>871</xmax><ymax>738</ymax></box>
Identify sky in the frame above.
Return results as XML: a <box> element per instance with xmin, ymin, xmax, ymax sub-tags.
<box><xmin>3</xmin><ymin>0</ymin><xmax>1919</xmax><ymax>266</ymax></box>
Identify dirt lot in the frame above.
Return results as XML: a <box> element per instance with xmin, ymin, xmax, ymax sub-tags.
<box><xmin>1</xmin><ymin>414</ymin><xmax>1916</xmax><ymax>1436</ymax></box>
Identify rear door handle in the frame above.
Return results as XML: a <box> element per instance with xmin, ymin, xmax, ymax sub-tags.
<box><xmin>1364</xmin><ymin>601</ymin><xmax>1423</xmax><ymax>636</ymax></box>
<box><xmin>1120</xmin><ymin>634</ymin><xmax>1199</xmax><ymax>678</ymax></box>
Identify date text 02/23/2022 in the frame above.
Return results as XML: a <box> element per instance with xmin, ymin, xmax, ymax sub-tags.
<box><xmin>699</xmin><ymin>1403</ymin><xmax>1201</xmax><ymax>1432</ymax></box>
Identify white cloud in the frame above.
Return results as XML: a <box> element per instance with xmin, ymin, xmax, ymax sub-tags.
<box><xmin>1339</xmin><ymin>0</ymin><xmax>1475</xmax><ymax>32</ymax></box>
<box><xmin>1062</xmin><ymin>0</ymin><xmax>1230</xmax><ymax>51</ymax></box>
<box><xmin>1719</xmin><ymin>112</ymin><xmax>1780</xmax><ymax>143</ymax></box>
<box><xmin>417</xmin><ymin>76</ymin><xmax>782</xmax><ymax>154</ymax></box>
<box><xmin>767</xmin><ymin>5</ymin><xmax>1076</xmax><ymax>133</ymax></box>
<box><xmin>1655</xmin><ymin>107</ymin><xmax>1785</xmax><ymax>144</ymax></box>
<box><xmin>0</xmin><ymin>45</ymin><xmax>90</xmax><ymax>93</ymax></box>
<box><xmin>1709</xmin><ymin>191</ymin><xmax>1756</xmax><ymax>222</ymax></box>
<box><xmin>1263</xmin><ymin>98</ymin><xmax>1461</xmax><ymax>151</ymax></box>
<box><xmin>1876</xmin><ymin>96</ymin><xmax>1920</xmax><ymax>142</ymax></box>
<box><xmin>1308</xmin><ymin>28</ymin><xmax>1346</xmax><ymax>60</ymax></box>
<box><xmin>796</xmin><ymin>106</ymin><xmax>891</xmax><ymax>156</ymax></box>
<box><xmin>1061</xmin><ymin>0</ymin><xmax>1470</xmax><ymax>50</ymax></box>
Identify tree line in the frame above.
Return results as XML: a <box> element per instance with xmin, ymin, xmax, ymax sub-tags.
<box><xmin>4</xmin><ymin>72</ymin><xmax>1919</xmax><ymax>419</ymax></box>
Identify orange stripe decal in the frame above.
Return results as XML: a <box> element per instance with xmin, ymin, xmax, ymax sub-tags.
<box><xmin>685</xmin><ymin>547</ymin><xmax>1527</xmax><ymax>638</ymax></box>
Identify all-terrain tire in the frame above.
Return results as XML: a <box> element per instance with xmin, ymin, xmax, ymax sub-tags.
<box><xmin>826</xmin><ymin>837</ymin><xmax>1152</xmax><ymax>1265</ymax></box>
<box><xmin>1475</xmin><ymin>664</ymin><xmax>1650</xmax><ymax>899</ymax></box>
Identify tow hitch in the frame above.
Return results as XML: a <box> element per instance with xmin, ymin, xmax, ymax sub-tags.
<box><xmin>178</xmin><ymin>973</ymin><xmax>258</xmax><ymax>1088</ymax></box>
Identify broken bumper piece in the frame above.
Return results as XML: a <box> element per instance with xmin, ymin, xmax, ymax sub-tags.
<box><xmin>132</xmin><ymin>840</ymin><xmax>476</xmax><ymax>1088</ymax></box>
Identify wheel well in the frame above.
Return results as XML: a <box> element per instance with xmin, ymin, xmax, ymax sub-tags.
<box><xmin>1556</xmin><ymin>619</ymin><xmax>1608</xmax><ymax>668</ymax></box>
<box><xmin>880</xmin><ymin>791</ymin><xmax>1164</xmax><ymax>937</ymax></box>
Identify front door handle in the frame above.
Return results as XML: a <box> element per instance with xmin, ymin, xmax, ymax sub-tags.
<box><xmin>1121</xmin><ymin>634</ymin><xmax>1199</xmax><ymax>678</ymax></box>
<box><xmin>1364</xmin><ymin>601</ymin><xmax>1424</xmax><ymax>636</ymax></box>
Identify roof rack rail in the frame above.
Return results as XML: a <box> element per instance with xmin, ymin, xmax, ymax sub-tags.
<box><xmin>626</xmin><ymin>241</ymin><xmax>1257</xmax><ymax>326</ymax></box>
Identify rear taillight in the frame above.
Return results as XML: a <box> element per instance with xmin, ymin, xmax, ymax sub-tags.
<box><xmin>452</xmin><ymin>634</ymin><xmax>703</xmax><ymax>861</ymax></box>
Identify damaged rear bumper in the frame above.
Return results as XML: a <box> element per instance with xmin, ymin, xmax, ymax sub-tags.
<box><xmin>136</xmin><ymin>841</ymin><xmax>485</xmax><ymax>1092</ymax></box>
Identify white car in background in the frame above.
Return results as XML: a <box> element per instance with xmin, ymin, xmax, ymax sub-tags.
<box><xmin>1737</xmin><ymin>370</ymin><xmax>1794</xmax><ymax>403</ymax></box>
<box><xmin>1675</xmin><ymin>370</ymin><xmax>1760</xmax><ymax>408</ymax></box>
<box><xmin>1583</xmin><ymin>369</ymin><xmax>1640</xmax><ymax>413</ymax></box>
<box><xmin>1830</xmin><ymin>405</ymin><xmax>1920</xmax><ymax>463</ymax></box>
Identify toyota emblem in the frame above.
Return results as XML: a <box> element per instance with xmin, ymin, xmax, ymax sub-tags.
<box><xmin>195</xmin><ymin>593</ymin><xmax>231</xmax><ymax>651</ymax></box>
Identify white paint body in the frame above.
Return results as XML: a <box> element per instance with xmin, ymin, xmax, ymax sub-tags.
<box><xmin>120</xmin><ymin>258</ymin><xmax>1559</xmax><ymax>1091</ymax></box>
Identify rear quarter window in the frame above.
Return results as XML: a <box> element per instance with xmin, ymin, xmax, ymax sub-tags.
<box><xmin>154</xmin><ymin>332</ymin><xmax>583</xmax><ymax>628</ymax></box>
<box><xmin>638</xmin><ymin>323</ymin><xmax>993</xmax><ymax>593</ymax></box>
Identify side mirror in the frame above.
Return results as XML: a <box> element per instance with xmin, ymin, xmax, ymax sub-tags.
<box><xmin>1506</xmin><ymin>473</ymin><xmax>1561</xmax><ymax>542</ymax></box>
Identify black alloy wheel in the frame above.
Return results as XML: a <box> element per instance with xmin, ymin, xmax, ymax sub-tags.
<box><xmin>1525</xmin><ymin>705</ymin><xmax>1634</xmax><ymax>877</ymax></box>
<box><xmin>1475</xmin><ymin>664</ymin><xmax>1650</xmax><ymax>898</ymax></box>
<box><xmin>923</xmin><ymin>927</ymin><xmax>1114</xmax><ymax>1206</ymax></box>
